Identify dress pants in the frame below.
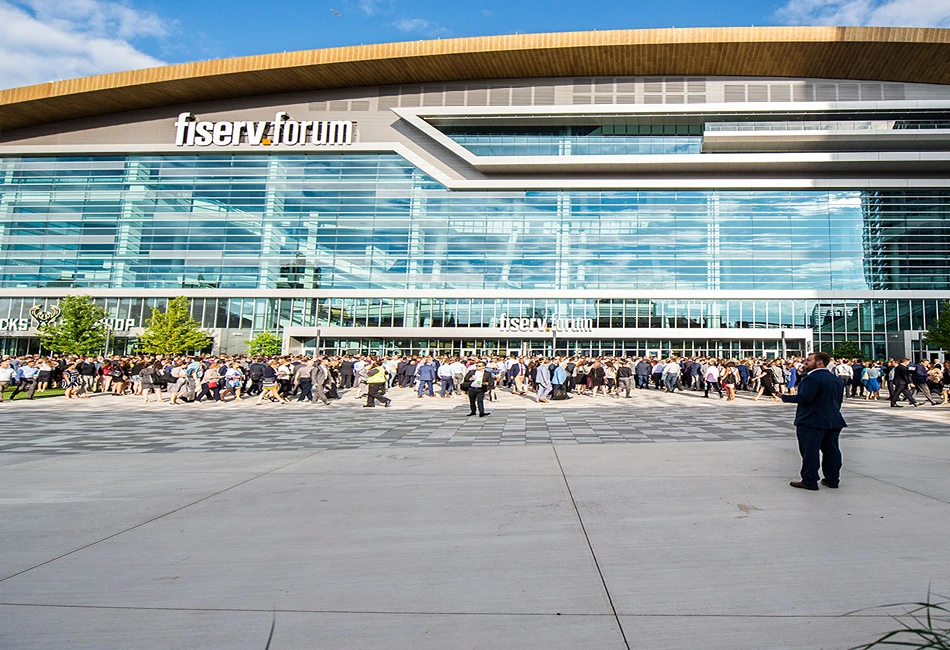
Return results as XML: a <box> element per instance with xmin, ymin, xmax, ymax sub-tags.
<box><xmin>618</xmin><ymin>376</ymin><xmax>633</xmax><ymax>397</ymax></box>
<box><xmin>9</xmin><ymin>378</ymin><xmax>37</xmax><ymax>400</ymax></box>
<box><xmin>366</xmin><ymin>383</ymin><xmax>390</xmax><ymax>406</ymax></box>
<box><xmin>536</xmin><ymin>384</ymin><xmax>552</xmax><ymax>401</ymax></box>
<box><xmin>912</xmin><ymin>382</ymin><xmax>938</xmax><ymax>404</ymax></box>
<box><xmin>340</xmin><ymin>372</ymin><xmax>354</xmax><ymax>389</ymax></box>
<box><xmin>417</xmin><ymin>379</ymin><xmax>435</xmax><ymax>396</ymax></box>
<box><xmin>796</xmin><ymin>426</ymin><xmax>842</xmax><ymax>487</ymax></box>
<box><xmin>440</xmin><ymin>377</ymin><xmax>454</xmax><ymax>396</ymax></box>
<box><xmin>468</xmin><ymin>387</ymin><xmax>487</xmax><ymax>415</ymax></box>
<box><xmin>312</xmin><ymin>382</ymin><xmax>330</xmax><ymax>404</ymax></box>
<box><xmin>851</xmin><ymin>381</ymin><xmax>865</xmax><ymax>398</ymax></box>
<box><xmin>889</xmin><ymin>381</ymin><xmax>917</xmax><ymax>406</ymax></box>
<box><xmin>296</xmin><ymin>379</ymin><xmax>313</xmax><ymax>402</ymax></box>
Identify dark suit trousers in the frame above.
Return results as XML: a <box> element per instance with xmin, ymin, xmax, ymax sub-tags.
<box><xmin>796</xmin><ymin>426</ymin><xmax>842</xmax><ymax>487</ymax></box>
<box><xmin>889</xmin><ymin>381</ymin><xmax>917</xmax><ymax>406</ymax></box>
<box><xmin>468</xmin><ymin>387</ymin><xmax>486</xmax><ymax>415</ymax></box>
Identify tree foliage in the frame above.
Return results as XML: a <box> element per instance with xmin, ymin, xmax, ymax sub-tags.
<box><xmin>138</xmin><ymin>296</ymin><xmax>211</xmax><ymax>355</ymax></box>
<box><xmin>923</xmin><ymin>301</ymin><xmax>950</xmax><ymax>353</ymax></box>
<box><xmin>830</xmin><ymin>339</ymin><xmax>865</xmax><ymax>361</ymax></box>
<box><xmin>246</xmin><ymin>331</ymin><xmax>283</xmax><ymax>356</ymax></box>
<box><xmin>38</xmin><ymin>296</ymin><xmax>108</xmax><ymax>356</ymax></box>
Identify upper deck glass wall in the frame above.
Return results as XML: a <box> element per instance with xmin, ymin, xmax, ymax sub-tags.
<box><xmin>1</xmin><ymin>154</ymin><xmax>948</xmax><ymax>291</ymax></box>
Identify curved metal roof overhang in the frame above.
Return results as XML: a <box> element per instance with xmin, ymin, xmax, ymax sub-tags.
<box><xmin>1</xmin><ymin>26</ymin><xmax>950</xmax><ymax>133</ymax></box>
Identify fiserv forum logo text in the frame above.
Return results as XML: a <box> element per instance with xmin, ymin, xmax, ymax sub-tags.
<box><xmin>174</xmin><ymin>112</ymin><xmax>354</xmax><ymax>147</ymax></box>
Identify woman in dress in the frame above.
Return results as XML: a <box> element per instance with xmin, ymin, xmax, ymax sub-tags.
<box><xmin>140</xmin><ymin>360</ymin><xmax>164</xmax><ymax>403</ymax></box>
<box><xmin>722</xmin><ymin>362</ymin><xmax>739</xmax><ymax>401</ymax></box>
<box><xmin>751</xmin><ymin>360</ymin><xmax>780</xmax><ymax>401</ymax></box>
<box><xmin>256</xmin><ymin>360</ymin><xmax>287</xmax><ymax>404</ymax></box>
<box><xmin>864</xmin><ymin>361</ymin><xmax>882</xmax><ymax>401</ymax></box>
<box><xmin>36</xmin><ymin>358</ymin><xmax>53</xmax><ymax>392</ymax></box>
<box><xmin>574</xmin><ymin>361</ymin><xmax>589</xmax><ymax>396</ymax></box>
<box><xmin>63</xmin><ymin>363</ymin><xmax>88</xmax><ymax>399</ymax></box>
<box><xmin>589</xmin><ymin>360</ymin><xmax>608</xmax><ymax>397</ymax></box>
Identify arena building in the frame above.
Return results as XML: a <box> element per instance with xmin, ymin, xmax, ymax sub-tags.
<box><xmin>1</xmin><ymin>26</ymin><xmax>949</xmax><ymax>360</ymax></box>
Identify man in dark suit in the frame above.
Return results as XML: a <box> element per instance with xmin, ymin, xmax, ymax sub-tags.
<box><xmin>889</xmin><ymin>358</ymin><xmax>919</xmax><ymax>408</ymax></box>
<box><xmin>339</xmin><ymin>356</ymin><xmax>355</xmax><ymax>389</ymax></box>
<box><xmin>781</xmin><ymin>351</ymin><xmax>847</xmax><ymax>491</ymax></box>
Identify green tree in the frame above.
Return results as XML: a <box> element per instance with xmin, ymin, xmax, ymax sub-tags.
<box><xmin>138</xmin><ymin>296</ymin><xmax>211</xmax><ymax>355</ymax></box>
<box><xmin>830</xmin><ymin>339</ymin><xmax>865</xmax><ymax>361</ymax></box>
<box><xmin>923</xmin><ymin>301</ymin><xmax>950</xmax><ymax>353</ymax></box>
<box><xmin>38</xmin><ymin>295</ymin><xmax>107</xmax><ymax>355</ymax></box>
<box><xmin>246</xmin><ymin>331</ymin><xmax>283</xmax><ymax>356</ymax></box>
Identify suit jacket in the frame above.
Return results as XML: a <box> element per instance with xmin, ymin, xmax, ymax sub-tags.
<box><xmin>340</xmin><ymin>360</ymin><xmax>354</xmax><ymax>375</ymax></box>
<box><xmin>893</xmin><ymin>364</ymin><xmax>912</xmax><ymax>385</ymax></box>
<box><xmin>463</xmin><ymin>369</ymin><xmax>495</xmax><ymax>390</ymax></box>
<box><xmin>781</xmin><ymin>368</ymin><xmax>847</xmax><ymax>430</ymax></box>
<box><xmin>536</xmin><ymin>364</ymin><xmax>552</xmax><ymax>387</ymax></box>
<box><xmin>310</xmin><ymin>364</ymin><xmax>329</xmax><ymax>386</ymax></box>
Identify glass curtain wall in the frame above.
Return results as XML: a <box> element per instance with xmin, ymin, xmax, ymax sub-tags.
<box><xmin>2</xmin><ymin>155</ymin><xmax>950</xmax><ymax>291</ymax></box>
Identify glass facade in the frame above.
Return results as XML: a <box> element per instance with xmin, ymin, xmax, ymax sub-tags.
<box><xmin>1</xmin><ymin>296</ymin><xmax>945</xmax><ymax>359</ymax></box>
<box><xmin>2</xmin><ymin>154</ymin><xmax>950</xmax><ymax>291</ymax></box>
<box><xmin>0</xmin><ymin>152</ymin><xmax>948</xmax><ymax>358</ymax></box>
<box><xmin>451</xmin><ymin>134</ymin><xmax>702</xmax><ymax>156</ymax></box>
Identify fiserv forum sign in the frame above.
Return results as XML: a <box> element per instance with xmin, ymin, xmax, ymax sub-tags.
<box><xmin>174</xmin><ymin>112</ymin><xmax>354</xmax><ymax>147</ymax></box>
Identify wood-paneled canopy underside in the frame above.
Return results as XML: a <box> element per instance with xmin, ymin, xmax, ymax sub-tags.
<box><xmin>1</xmin><ymin>26</ymin><xmax>950</xmax><ymax>132</ymax></box>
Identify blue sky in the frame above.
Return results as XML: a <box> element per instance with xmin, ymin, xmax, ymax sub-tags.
<box><xmin>1</xmin><ymin>0</ymin><xmax>949</xmax><ymax>90</ymax></box>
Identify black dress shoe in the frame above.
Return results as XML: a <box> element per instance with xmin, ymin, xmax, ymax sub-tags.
<box><xmin>820</xmin><ymin>479</ymin><xmax>839</xmax><ymax>489</ymax></box>
<box><xmin>790</xmin><ymin>481</ymin><xmax>819</xmax><ymax>491</ymax></box>
<box><xmin>479</xmin><ymin>412</ymin><xmax>491</xmax><ymax>417</ymax></box>
<box><xmin>466</xmin><ymin>412</ymin><xmax>476</xmax><ymax>416</ymax></box>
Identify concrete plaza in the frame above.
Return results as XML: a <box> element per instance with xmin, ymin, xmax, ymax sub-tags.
<box><xmin>1</xmin><ymin>389</ymin><xmax>948</xmax><ymax>649</ymax></box>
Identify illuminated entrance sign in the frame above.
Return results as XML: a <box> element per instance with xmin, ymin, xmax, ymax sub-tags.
<box><xmin>498</xmin><ymin>313</ymin><xmax>593</xmax><ymax>333</ymax></box>
<box><xmin>174</xmin><ymin>112</ymin><xmax>354</xmax><ymax>147</ymax></box>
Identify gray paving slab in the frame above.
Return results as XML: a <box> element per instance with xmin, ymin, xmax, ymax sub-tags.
<box><xmin>0</xmin><ymin>605</ymin><xmax>273</xmax><ymax>650</ymax></box>
<box><xmin>0</xmin><ymin>471</ymin><xmax>612</xmax><ymax>616</ymax></box>
<box><xmin>568</xmin><ymin>474</ymin><xmax>950</xmax><ymax>617</ymax></box>
<box><xmin>273</xmin><ymin>446</ymin><xmax>561</xmax><ymax>476</ymax></box>
<box><xmin>276</xmin><ymin>611</ymin><xmax>627</xmax><ymax>649</ymax></box>
<box><xmin>620</xmin><ymin>615</ymin><xmax>900</xmax><ymax>650</ymax></box>
<box><xmin>0</xmin><ymin>468</ymin><xmax>255</xmax><ymax>579</ymax></box>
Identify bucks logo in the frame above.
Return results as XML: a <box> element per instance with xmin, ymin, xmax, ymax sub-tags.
<box><xmin>29</xmin><ymin>305</ymin><xmax>61</xmax><ymax>326</ymax></box>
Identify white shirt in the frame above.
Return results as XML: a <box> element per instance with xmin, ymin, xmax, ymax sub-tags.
<box><xmin>0</xmin><ymin>367</ymin><xmax>15</xmax><ymax>382</ymax></box>
<box><xmin>705</xmin><ymin>366</ymin><xmax>720</xmax><ymax>381</ymax></box>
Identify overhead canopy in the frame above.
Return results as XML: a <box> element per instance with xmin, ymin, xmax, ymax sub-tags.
<box><xmin>2</xmin><ymin>26</ymin><xmax>950</xmax><ymax>132</ymax></box>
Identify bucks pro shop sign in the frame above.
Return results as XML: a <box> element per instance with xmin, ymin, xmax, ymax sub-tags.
<box><xmin>175</xmin><ymin>112</ymin><xmax>355</xmax><ymax>147</ymax></box>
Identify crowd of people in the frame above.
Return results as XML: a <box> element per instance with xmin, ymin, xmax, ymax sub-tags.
<box><xmin>1</xmin><ymin>352</ymin><xmax>949</xmax><ymax>410</ymax></box>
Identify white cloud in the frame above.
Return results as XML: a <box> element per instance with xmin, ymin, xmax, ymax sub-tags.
<box><xmin>395</xmin><ymin>17</ymin><xmax>431</xmax><ymax>31</ymax></box>
<box><xmin>394</xmin><ymin>16</ymin><xmax>449</xmax><ymax>36</ymax></box>
<box><xmin>358</xmin><ymin>0</ymin><xmax>381</xmax><ymax>16</ymax></box>
<box><xmin>775</xmin><ymin>0</ymin><xmax>950</xmax><ymax>28</ymax></box>
<box><xmin>0</xmin><ymin>0</ymin><xmax>167</xmax><ymax>90</ymax></box>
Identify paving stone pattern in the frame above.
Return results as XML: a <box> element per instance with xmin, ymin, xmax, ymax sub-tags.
<box><xmin>0</xmin><ymin>388</ymin><xmax>946</xmax><ymax>454</ymax></box>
